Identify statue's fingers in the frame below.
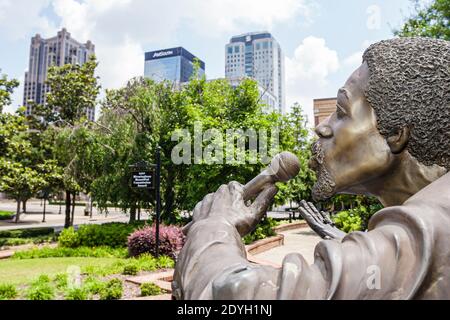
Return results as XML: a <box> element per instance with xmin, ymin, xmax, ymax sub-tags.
<box><xmin>299</xmin><ymin>207</ymin><xmax>317</xmax><ymax>225</ymax></box>
<box><xmin>321</xmin><ymin>211</ymin><xmax>334</xmax><ymax>225</ymax></box>
<box><xmin>308</xmin><ymin>202</ymin><xmax>323</xmax><ymax>217</ymax></box>
<box><xmin>250</xmin><ymin>185</ymin><xmax>278</xmax><ymax>220</ymax></box>
<box><xmin>308</xmin><ymin>202</ymin><xmax>327</xmax><ymax>223</ymax></box>
<box><xmin>192</xmin><ymin>201</ymin><xmax>203</xmax><ymax>220</ymax></box>
<box><xmin>200</xmin><ymin>193</ymin><xmax>214</xmax><ymax>214</ymax></box>
<box><xmin>301</xmin><ymin>200</ymin><xmax>320</xmax><ymax>223</ymax></box>
<box><xmin>228</xmin><ymin>181</ymin><xmax>245</xmax><ymax>202</ymax></box>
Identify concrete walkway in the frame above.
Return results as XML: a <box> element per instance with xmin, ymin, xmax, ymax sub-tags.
<box><xmin>254</xmin><ymin>227</ymin><xmax>322</xmax><ymax>266</ymax></box>
<box><xmin>0</xmin><ymin>200</ymin><xmax>151</xmax><ymax>231</ymax></box>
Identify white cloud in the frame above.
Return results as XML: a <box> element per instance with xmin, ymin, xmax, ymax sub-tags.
<box><xmin>5</xmin><ymin>0</ymin><xmax>318</xmax><ymax>111</ymax></box>
<box><xmin>285</xmin><ymin>36</ymin><xmax>340</xmax><ymax>126</ymax></box>
<box><xmin>45</xmin><ymin>0</ymin><xmax>318</xmax><ymax>96</ymax></box>
<box><xmin>183</xmin><ymin>0</ymin><xmax>316</xmax><ymax>36</ymax></box>
<box><xmin>97</xmin><ymin>37</ymin><xmax>144</xmax><ymax>89</ymax></box>
<box><xmin>0</xmin><ymin>0</ymin><xmax>56</xmax><ymax>40</ymax></box>
<box><xmin>343</xmin><ymin>51</ymin><xmax>363</xmax><ymax>69</ymax></box>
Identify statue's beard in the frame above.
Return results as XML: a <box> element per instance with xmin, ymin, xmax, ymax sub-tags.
<box><xmin>311</xmin><ymin>143</ymin><xmax>336</xmax><ymax>201</ymax></box>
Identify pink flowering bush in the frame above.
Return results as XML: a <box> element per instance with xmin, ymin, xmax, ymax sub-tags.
<box><xmin>127</xmin><ymin>224</ymin><xmax>185</xmax><ymax>259</ymax></box>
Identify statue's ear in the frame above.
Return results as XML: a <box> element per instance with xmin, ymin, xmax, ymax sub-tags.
<box><xmin>387</xmin><ymin>126</ymin><xmax>410</xmax><ymax>154</ymax></box>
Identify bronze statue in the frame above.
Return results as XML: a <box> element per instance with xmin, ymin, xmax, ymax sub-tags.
<box><xmin>173</xmin><ymin>37</ymin><xmax>450</xmax><ymax>300</ymax></box>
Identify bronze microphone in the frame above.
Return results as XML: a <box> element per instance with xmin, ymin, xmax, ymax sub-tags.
<box><xmin>243</xmin><ymin>151</ymin><xmax>300</xmax><ymax>201</ymax></box>
<box><xmin>182</xmin><ymin>152</ymin><xmax>300</xmax><ymax>235</ymax></box>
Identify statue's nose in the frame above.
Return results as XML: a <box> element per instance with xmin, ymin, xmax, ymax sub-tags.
<box><xmin>315</xmin><ymin>123</ymin><xmax>333</xmax><ymax>139</ymax></box>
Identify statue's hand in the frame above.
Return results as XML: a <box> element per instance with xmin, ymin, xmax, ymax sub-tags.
<box><xmin>183</xmin><ymin>181</ymin><xmax>278</xmax><ymax>237</ymax></box>
<box><xmin>299</xmin><ymin>200</ymin><xmax>346</xmax><ymax>241</ymax></box>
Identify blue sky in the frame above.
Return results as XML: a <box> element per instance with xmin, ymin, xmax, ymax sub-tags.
<box><xmin>0</xmin><ymin>0</ymin><xmax>424</xmax><ymax>125</ymax></box>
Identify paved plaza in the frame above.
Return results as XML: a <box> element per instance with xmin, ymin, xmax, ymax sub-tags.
<box><xmin>254</xmin><ymin>228</ymin><xmax>322</xmax><ymax>265</ymax></box>
<box><xmin>0</xmin><ymin>200</ymin><xmax>151</xmax><ymax>231</ymax></box>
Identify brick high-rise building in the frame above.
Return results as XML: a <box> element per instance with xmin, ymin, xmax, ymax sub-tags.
<box><xmin>23</xmin><ymin>28</ymin><xmax>96</xmax><ymax>120</ymax></box>
<box><xmin>313</xmin><ymin>97</ymin><xmax>337</xmax><ymax>127</ymax></box>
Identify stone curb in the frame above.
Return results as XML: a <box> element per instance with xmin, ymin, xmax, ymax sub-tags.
<box><xmin>273</xmin><ymin>221</ymin><xmax>308</xmax><ymax>233</ymax></box>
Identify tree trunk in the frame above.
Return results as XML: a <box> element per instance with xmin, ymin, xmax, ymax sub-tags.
<box><xmin>42</xmin><ymin>198</ymin><xmax>47</xmax><ymax>223</ymax></box>
<box><xmin>22</xmin><ymin>200</ymin><xmax>27</xmax><ymax>213</ymax></box>
<box><xmin>163</xmin><ymin>171</ymin><xmax>175</xmax><ymax>220</ymax></box>
<box><xmin>138</xmin><ymin>204</ymin><xmax>141</xmax><ymax>221</ymax></box>
<box><xmin>90</xmin><ymin>197</ymin><xmax>93</xmax><ymax>219</ymax></box>
<box><xmin>14</xmin><ymin>200</ymin><xmax>21</xmax><ymax>223</ymax></box>
<box><xmin>70</xmin><ymin>192</ymin><xmax>76</xmax><ymax>226</ymax></box>
<box><xmin>129</xmin><ymin>204</ymin><xmax>136</xmax><ymax>223</ymax></box>
<box><xmin>64</xmin><ymin>191</ymin><xmax>71</xmax><ymax>228</ymax></box>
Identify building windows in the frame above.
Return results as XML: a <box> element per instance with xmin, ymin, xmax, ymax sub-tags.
<box><xmin>228</xmin><ymin>47</ymin><xmax>233</xmax><ymax>54</ymax></box>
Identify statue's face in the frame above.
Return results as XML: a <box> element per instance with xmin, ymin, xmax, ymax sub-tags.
<box><xmin>311</xmin><ymin>62</ymin><xmax>396</xmax><ymax>200</ymax></box>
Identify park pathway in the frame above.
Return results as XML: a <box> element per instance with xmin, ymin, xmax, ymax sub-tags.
<box><xmin>253</xmin><ymin>227</ymin><xmax>322</xmax><ymax>266</ymax></box>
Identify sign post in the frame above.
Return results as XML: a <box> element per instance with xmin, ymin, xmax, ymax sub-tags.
<box><xmin>129</xmin><ymin>147</ymin><xmax>162</xmax><ymax>258</ymax></box>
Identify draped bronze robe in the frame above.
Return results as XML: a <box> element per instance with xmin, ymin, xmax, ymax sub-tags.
<box><xmin>173</xmin><ymin>173</ymin><xmax>450</xmax><ymax>300</ymax></box>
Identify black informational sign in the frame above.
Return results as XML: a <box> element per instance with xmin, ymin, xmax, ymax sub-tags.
<box><xmin>131</xmin><ymin>171</ymin><xmax>154</xmax><ymax>190</ymax></box>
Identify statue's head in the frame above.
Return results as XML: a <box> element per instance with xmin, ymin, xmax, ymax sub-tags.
<box><xmin>311</xmin><ymin>37</ymin><xmax>450</xmax><ymax>201</ymax></box>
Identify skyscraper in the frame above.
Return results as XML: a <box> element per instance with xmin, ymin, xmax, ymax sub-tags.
<box><xmin>144</xmin><ymin>47</ymin><xmax>205</xmax><ymax>84</ymax></box>
<box><xmin>225</xmin><ymin>31</ymin><xmax>285</xmax><ymax>113</ymax></box>
<box><xmin>23</xmin><ymin>28</ymin><xmax>96</xmax><ymax>121</ymax></box>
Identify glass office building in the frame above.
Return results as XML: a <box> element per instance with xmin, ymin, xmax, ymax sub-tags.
<box><xmin>225</xmin><ymin>31</ymin><xmax>285</xmax><ymax>114</ymax></box>
<box><xmin>144</xmin><ymin>47</ymin><xmax>205</xmax><ymax>83</ymax></box>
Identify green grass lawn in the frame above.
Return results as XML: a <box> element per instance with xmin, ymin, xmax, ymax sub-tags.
<box><xmin>0</xmin><ymin>257</ymin><xmax>122</xmax><ymax>285</ymax></box>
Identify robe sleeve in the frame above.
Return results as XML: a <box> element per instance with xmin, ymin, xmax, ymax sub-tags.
<box><xmin>173</xmin><ymin>208</ymin><xmax>431</xmax><ymax>300</ymax></box>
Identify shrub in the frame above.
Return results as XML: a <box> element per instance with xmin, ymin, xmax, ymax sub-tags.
<box><xmin>122</xmin><ymin>263</ymin><xmax>139</xmax><ymax>276</ymax></box>
<box><xmin>34</xmin><ymin>274</ymin><xmax>51</xmax><ymax>284</ymax></box>
<box><xmin>76</xmin><ymin>222</ymin><xmax>143</xmax><ymax>248</ymax></box>
<box><xmin>332</xmin><ymin>210</ymin><xmax>363</xmax><ymax>233</ymax></box>
<box><xmin>140</xmin><ymin>283</ymin><xmax>162</xmax><ymax>297</ymax></box>
<box><xmin>58</xmin><ymin>227</ymin><xmax>80</xmax><ymax>248</ymax></box>
<box><xmin>127</xmin><ymin>224</ymin><xmax>185</xmax><ymax>259</ymax></box>
<box><xmin>0</xmin><ymin>284</ymin><xmax>18</xmax><ymax>300</ymax></box>
<box><xmin>243</xmin><ymin>218</ymin><xmax>279</xmax><ymax>245</ymax></box>
<box><xmin>0</xmin><ymin>228</ymin><xmax>54</xmax><ymax>239</ymax></box>
<box><xmin>156</xmin><ymin>255</ymin><xmax>175</xmax><ymax>269</ymax></box>
<box><xmin>53</xmin><ymin>273</ymin><xmax>68</xmax><ymax>289</ymax></box>
<box><xmin>0</xmin><ymin>211</ymin><xmax>14</xmax><ymax>221</ymax></box>
<box><xmin>99</xmin><ymin>278</ymin><xmax>123</xmax><ymax>300</ymax></box>
<box><xmin>65</xmin><ymin>287</ymin><xmax>89</xmax><ymax>300</ymax></box>
<box><xmin>83</xmin><ymin>276</ymin><xmax>105</xmax><ymax>295</ymax></box>
<box><xmin>13</xmin><ymin>246</ymin><xmax>128</xmax><ymax>260</ymax></box>
<box><xmin>26</xmin><ymin>278</ymin><xmax>55</xmax><ymax>300</ymax></box>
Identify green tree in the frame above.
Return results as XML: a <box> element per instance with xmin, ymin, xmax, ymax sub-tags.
<box><xmin>44</xmin><ymin>56</ymin><xmax>101</xmax><ymax>227</ymax></box>
<box><xmin>92</xmin><ymin>75</ymin><xmax>314</xmax><ymax>224</ymax></box>
<box><xmin>46</xmin><ymin>56</ymin><xmax>100</xmax><ymax>125</ymax></box>
<box><xmin>0</xmin><ymin>70</ymin><xmax>19</xmax><ymax>113</ymax></box>
<box><xmin>395</xmin><ymin>0</ymin><xmax>450</xmax><ymax>40</ymax></box>
<box><xmin>0</xmin><ymin>109</ymin><xmax>45</xmax><ymax>222</ymax></box>
<box><xmin>275</xmin><ymin>103</ymin><xmax>316</xmax><ymax>207</ymax></box>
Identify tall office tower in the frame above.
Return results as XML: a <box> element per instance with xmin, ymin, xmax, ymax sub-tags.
<box><xmin>144</xmin><ymin>47</ymin><xmax>205</xmax><ymax>84</ymax></box>
<box><xmin>225</xmin><ymin>31</ymin><xmax>285</xmax><ymax>114</ymax></box>
<box><xmin>23</xmin><ymin>28</ymin><xmax>96</xmax><ymax>120</ymax></box>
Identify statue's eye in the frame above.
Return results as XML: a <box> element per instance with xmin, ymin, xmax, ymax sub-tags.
<box><xmin>336</xmin><ymin>103</ymin><xmax>347</xmax><ymax>119</ymax></box>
